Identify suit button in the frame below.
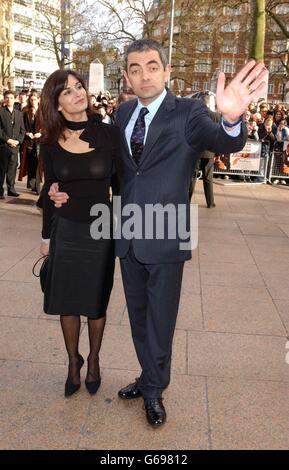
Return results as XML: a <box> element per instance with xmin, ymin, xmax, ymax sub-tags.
<box><xmin>136</xmin><ymin>171</ymin><xmax>140</xmax><ymax>175</ymax></box>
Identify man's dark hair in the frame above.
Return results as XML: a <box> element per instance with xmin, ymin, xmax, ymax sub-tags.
<box><xmin>124</xmin><ymin>39</ymin><xmax>168</xmax><ymax>71</ymax></box>
<box><xmin>4</xmin><ymin>90</ymin><xmax>15</xmax><ymax>98</ymax></box>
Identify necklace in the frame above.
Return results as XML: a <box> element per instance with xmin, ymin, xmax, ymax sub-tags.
<box><xmin>65</xmin><ymin>119</ymin><xmax>88</xmax><ymax>131</ymax></box>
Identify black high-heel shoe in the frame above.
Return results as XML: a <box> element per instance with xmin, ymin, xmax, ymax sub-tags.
<box><xmin>65</xmin><ymin>354</ymin><xmax>84</xmax><ymax>397</ymax></box>
<box><xmin>85</xmin><ymin>358</ymin><xmax>101</xmax><ymax>395</ymax></box>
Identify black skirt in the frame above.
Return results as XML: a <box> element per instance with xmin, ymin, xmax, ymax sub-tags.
<box><xmin>44</xmin><ymin>216</ymin><xmax>115</xmax><ymax>318</ymax></box>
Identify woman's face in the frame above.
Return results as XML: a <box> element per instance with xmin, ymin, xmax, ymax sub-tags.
<box><xmin>275</xmin><ymin>111</ymin><xmax>282</xmax><ymax>120</ymax></box>
<box><xmin>58</xmin><ymin>74</ymin><xmax>88</xmax><ymax>118</ymax></box>
<box><xmin>29</xmin><ymin>95</ymin><xmax>39</xmax><ymax>108</ymax></box>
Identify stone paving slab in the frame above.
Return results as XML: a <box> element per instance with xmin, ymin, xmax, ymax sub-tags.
<box><xmin>237</xmin><ymin>220</ymin><xmax>286</xmax><ymax>237</ymax></box>
<box><xmin>261</xmin><ymin>272</ymin><xmax>289</xmax><ymax>300</ymax></box>
<box><xmin>176</xmin><ymin>293</ymin><xmax>203</xmax><ymax>331</ymax></box>
<box><xmin>202</xmin><ymin>286</ymin><xmax>286</xmax><ymax>336</ymax></box>
<box><xmin>200</xmin><ymin>261</ymin><xmax>265</xmax><ymax>289</ymax></box>
<box><xmin>250</xmin><ymin>250</ymin><xmax>289</xmax><ymax>274</ymax></box>
<box><xmin>198</xmin><ymin>228</ymin><xmax>246</xmax><ymax>245</ymax></box>
<box><xmin>0</xmin><ymin>281</ymin><xmax>43</xmax><ymax>318</ymax></box>
<box><xmin>0</xmin><ymin>317</ymin><xmax>65</xmax><ymax>364</ymax></box>
<box><xmin>207</xmin><ymin>377</ymin><xmax>289</xmax><ymax>450</ymax></box>
<box><xmin>199</xmin><ymin>242</ymin><xmax>255</xmax><ymax>265</ymax></box>
<box><xmin>79</xmin><ymin>369</ymin><xmax>209</xmax><ymax>450</ymax></box>
<box><xmin>273</xmin><ymin>300</ymin><xmax>289</xmax><ymax>333</ymax></box>
<box><xmin>0</xmin><ymin>360</ymin><xmax>91</xmax><ymax>450</ymax></box>
<box><xmin>244</xmin><ymin>234</ymin><xmax>289</xmax><ymax>254</ymax></box>
<box><xmin>188</xmin><ymin>331</ymin><xmax>288</xmax><ymax>382</ymax></box>
<box><xmin>1</xmin><ymin>258</ymin><xmax>39</xmax><ymax>283</ymax></box>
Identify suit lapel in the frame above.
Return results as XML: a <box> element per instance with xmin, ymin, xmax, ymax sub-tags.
<box><xmin>119</xmin><ymin>100</ymin><xmax>138</xmax><ymax>166</ymax></box>
<box><xmin>140</xmin><ymin>91</ymin><xmax>176</xmax><ymax>168</ymax></box>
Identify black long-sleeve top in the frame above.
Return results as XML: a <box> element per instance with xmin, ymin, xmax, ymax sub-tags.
<box><xmin>41</xmin><ymin>116</ymin><xmax>120</xmax><ymax>239</ymax></box>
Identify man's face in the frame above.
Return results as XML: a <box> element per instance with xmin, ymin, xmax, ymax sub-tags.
<box><xmin>260</xmin><ymin>107</ymin><xmax>268</xmax><ymax>117</ymax></box>
<box><xmin>124</xmin><ymin>49</ymin><xmax>171</xmax><ymax>105</ymax></box>
<box><xmin>4</xmin><ymin>93</ymin><xmax>15</xmax><ymax>107</ymax></box>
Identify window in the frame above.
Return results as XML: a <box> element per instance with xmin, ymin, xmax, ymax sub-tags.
<box><xmin>268</xmin><ymin>83</ymin><xmax>274</xmax><ymax>94</ymax></box>
<box><xmin>179</xmin><ymin>60</ymin><xmax>186</xmax><ymax>72</ymax></box>
<box><xmin>36</xmin><ymin>71</ymin><xmax>49</xmax><ymax>80</ymax></box>
<box><xmin>194</xmin><ymin>59</ymin><xmax>211</xmax><ymax>73</ymax></box>
<box><xmin>195</xmin><ymin>41</ymin><xmax>212</xmax><ymax>52</ymax></box>
<box><xmin>35</xmin><ymin>2</ymin><xmax>59</xmax><ymax>16</ymax></box>
<box><xmin>14</xmin><ymin>32</ymin><xmax>32</xmax><ymax>44</ymax></box>
<box><xmin>175</xmin><ymin>9</ymin><xmax>181</xmax><ymax>17</ymax></box>
<box><xmin>200</xmin><ymin>24</ymin><xmax>212</xmax><ymax>33</ymax></box>
<box><xmin>35</xmin><ymin>37</ymin><xmax>52</xmax><ymax>48</ymax></box>
<box><xmin>153</xmin><ymin>28</ymin><xmax>161</xmax><ymax>37</ymax></box>
<box><xmin>192</xmin><ymin>81</ymin><xmax>199</xmax><ymax>91</ymax></box>
<box><xmin>14</xmin><ymin>0</ymin><xmax>32</xmax><ymax>6</ymax></box>
<box><xmin>221</xmin><ymin>23</ymin><xmax>240</xmax><ymax>32</ymax></box>
<box><xmin>279</xmin><ymin>83</ymin><xmax>285</xmax><ymax>95</ymax></box>
<box><xmin>15</xmin><ymin>68</ymin><xmax>33</xmax><ymax>79</ymax></box>
<box><xmin>224</xmin><ymin>6</ymin><xmax>242</xmax><ymax>16</ymax></box>
<box><xmin>270</xmin><ymin>59</ymin><xmax>283</xmax><ymax>73</ymax></box>
<box><xmin>15</xmin><ymin>51</ymin><xmax>33</xmax><ymax>61</ymax></box>
<box><xmin>14</xmin><ymin>14</ymin><xmax>32</xmax><ymax>26</ymax></box>
<box><xmin>272</xmin><ymin>40</ymin><xmax>288</xmax><ymax>53</ymax></box>
<box><xmin>220</xmin><ymin>59</ymin><xmax>236</xmax><ymax>74</ymax></box>
<box><xmin>276</xmin><ymin>4</ymin><xmax>289</xmax><ymax>15</ymax></box>
<box><xmin>203</xmin><ymin>81</ymin><xmax>209</xmax><ymax>91</ymax></box>
<box><xmin>174</xmin><ymin>25</ymin><xmax>180</xmax><ymax>34</ymax></box>
<box><xmin>220</xmin><ymin>41</ymin><xmax>238</xmax><ymax>54</ymax></box>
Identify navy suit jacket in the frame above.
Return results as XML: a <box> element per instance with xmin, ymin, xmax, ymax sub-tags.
<box><xmin>115</xmin><ymin>90</ymin><xmax>247</xmax><ymax>264</ymax></box>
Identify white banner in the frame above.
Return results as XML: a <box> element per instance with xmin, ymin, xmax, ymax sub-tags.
<box><xmin>230</xmin><ymin>141</ymin><xmax>262</xmax><ymax>172</ymax></box>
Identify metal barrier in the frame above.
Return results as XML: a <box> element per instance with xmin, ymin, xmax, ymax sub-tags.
<box><xmin>267</xmin><ymin>142</ymin><xmax>289</xmax><ymax>184</ymax></box>
<box><xmin>213</xmin><ymin>141</ymin><xmax>269</xmax><ymax>182</ymax></box>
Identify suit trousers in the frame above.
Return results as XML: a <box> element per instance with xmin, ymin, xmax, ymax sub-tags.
<box><xmin>0</xmin><ymin>147</ymin><xmax>10</xmax><ymax>195</ymax></box>
<box><xmin>120</xmin><ymin>245</ymin><xmax>184</xmax><ymax>399</ymax></box>
<box><xmin>6</xmin><ymin>149</ymin><xmax>18</xmax><ymax>191</ymax></box>
<box><xmin>189</xmin><ymin>157</ymin><xmax>215</xmax><ymax>206</ymax></box>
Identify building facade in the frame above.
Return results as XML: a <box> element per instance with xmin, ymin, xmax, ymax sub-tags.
<box><xmin>149</xmin><ymin>0</ymin><xmax>289</xmax><ymax>103</ymax></box>
<box><xmin>0</xmin><ymin>0</ymin><xmax>13</xmax><ymax>90</ymax></box>
<box><xmin>4</xmin><ymin>0</ymin><xmax>60</xmax><ymax>92</ymax></box>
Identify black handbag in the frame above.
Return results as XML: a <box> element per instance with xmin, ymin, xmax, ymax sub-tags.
<box><xmin>32</xmin><ymin>256</ymin><xmax>49</xmax><ymax>292</ymax></box>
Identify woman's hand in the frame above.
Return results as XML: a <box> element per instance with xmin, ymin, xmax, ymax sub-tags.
<box><xmin>40</xmin><ymin>240</ymin><xmax>50</xmax><ymax>256</ymax></box>
<box><xmin>49</xmin><ymin>182</ymin><xmax>69</xmax><ymax>208</ymax></box>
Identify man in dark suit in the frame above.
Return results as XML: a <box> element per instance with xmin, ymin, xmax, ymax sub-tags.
<box><xmin>189</xmin><ymin>107</ymin><xmax>221</xmax><ymax>207</ymax></box>
<box><xmin>49</xmin><ymin>39</ymin><xmax>268</xmax><ymax>427</ymax></box>
<box><xmin>0</xmin><ymin>90</ymin><xmax>25</xmax><ymax>198</ymax></box>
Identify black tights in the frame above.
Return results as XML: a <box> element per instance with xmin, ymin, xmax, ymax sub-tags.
<box><xmin>60</xmin><ymin>315</ymin><xmax>106</xmax><ymax>384</ymax></box>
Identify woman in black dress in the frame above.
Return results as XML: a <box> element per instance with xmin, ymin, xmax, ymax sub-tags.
<box><xmin>18</xmin><ymin>92</ymin><xmax>42</xmax><ymax>194</ymax></box>
<box><xmin>39</xmin><ymin>70</ymin><xmax>120</xmax><ymax>397</ymax></box>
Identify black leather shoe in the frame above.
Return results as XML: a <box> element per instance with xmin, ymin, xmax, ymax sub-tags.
<box><xmin>144</xmin><ymin>398</ymin><xmax>166</xmax><ymax>427</ymax></box>
<box><xmin>0</xmin><ymin>195</ymin><xmax>5</xmax><ymax>200</ymax></box>
<box><xmin>85</xmin><ymin>376</ymin><xmax>101</xmax><ymax>395</ymax></box>
<box><xmin>207</xmin><ymin>203</ymin><xmax>216</xmax><ymax>208</ymax></box>
<box><xmin>118</xmin><ymin>378</ymin><xmax>142</xmax><ymax>399</ymax></box>
<box><xmin>85</xmin><ymin>358</ymin><xmax>101</xmax><ymax>395</ymax></box>
<box><xmin>7</xmin><ymin>190</ymin><xmax>20</xmax><ymax>197</ymax></box>
<box><xmin>64</xmin><ymin>354</ymin><xmax>84</xmax><ymax>397</ymax></box>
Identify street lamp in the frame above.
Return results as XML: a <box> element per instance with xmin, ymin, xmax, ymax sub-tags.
<box><xmin>168</xmin><ymin>0</ymin><xmax>175</xmax><ymax>89</ymax></box>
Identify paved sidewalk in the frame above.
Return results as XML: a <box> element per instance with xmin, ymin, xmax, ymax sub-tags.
<box><xmin>0</xmin><ymin>180</ymin><xmax>289</xmax><ymax>450</ymax></box>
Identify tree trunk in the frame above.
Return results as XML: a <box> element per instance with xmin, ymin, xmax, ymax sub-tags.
<box><xmin>249</xmin><ymin>0</ymin><xmax>266</xmax><ymax>62</ymax></box>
